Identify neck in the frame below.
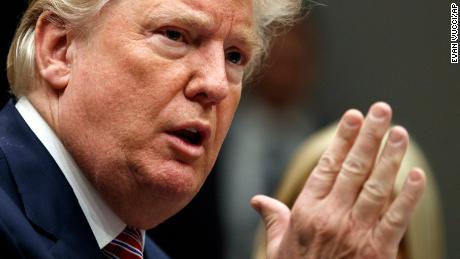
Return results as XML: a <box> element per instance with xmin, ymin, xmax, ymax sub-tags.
<box><xmin>25</xmin><ymin>86</ymin><xmax>62</xmax><ymax>136</ymax></box>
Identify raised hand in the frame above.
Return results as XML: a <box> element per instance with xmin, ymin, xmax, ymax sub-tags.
<box><xmin>251</xmin><ymin>102</ymin><xmax>426</xmax><ymax>259</ymax></box>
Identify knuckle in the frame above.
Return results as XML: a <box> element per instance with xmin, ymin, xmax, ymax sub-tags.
<box><xmin>305</xmin><ymin>173</ymin><xmax>332</xmax><ymax>192</ymax></box>
<box><xmin>338</xmin><ymin>125</ymin><xmax>358</xmax><ymax>142</ymax></box>
<box><xmin>361</xmin><ymin>130</ymin><xmax>382</xmax><ymax>151</ymax></box>
<box><xmin>342</xmin><ymin>156</ymin><xmax>369</xmax><ymax>177</ymax></box>
<box><xmin>317</xmin><ymin>154</ymin><xmax>341</xmax><ymax>174</ymax></box>
<box><xmin>400</xmin><ymin>191</ymin><xmax>418</xmax><ymax>206</ymax></box>
<box><xmin>362</xmin><ymin>180</ymin><xmax>388</xmax><ymax>203</ymax></box>
<box><xmin>383</xmin><ymin>210</ymin><xmax>406</xmax><ymax>230</ymax></box>
<box><xmin>379</xmin><ymin>154</ymin><xmax>401</xmax><ymax>172</ymax></box>
<box><xmin>405</xmin><ymin>191</ymin><xmax>418</xmax><ymax>202</ymax></box>
<box><xmin>360</xmin><ymin>243</ymin><xmax>379</xmax><ymax>259</ymax></box>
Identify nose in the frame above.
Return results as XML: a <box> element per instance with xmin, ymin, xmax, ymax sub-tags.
<box><xmin>184</xmin><ymin>43</ymin><xmax>229</xmax><ymax>107</ymax></box>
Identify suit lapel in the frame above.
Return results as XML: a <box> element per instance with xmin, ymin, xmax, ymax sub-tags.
<box><xmin>0</xmin><ymin>101</ymin><xmax>102</xmax><ymax>257</ymax></box>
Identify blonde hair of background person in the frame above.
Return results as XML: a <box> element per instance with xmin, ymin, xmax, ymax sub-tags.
<box><xmin>253</xmin><ymin>123</ymin><xmax>444</xmax><ymax>259</ymax></box>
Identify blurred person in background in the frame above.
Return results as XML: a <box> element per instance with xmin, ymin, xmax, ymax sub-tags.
<box><xmin>218</xmin><ymin>18</ymin><xmax>322</xmax><ymax>259</ymax></box>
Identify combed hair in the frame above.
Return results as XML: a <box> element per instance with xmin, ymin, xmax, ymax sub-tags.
<box><xmin>247</xmin><ymin>0</ymin><xmax>304</xmax><ymax>80</ymax></box>
<box><xmin>7</xmin><ymin>0</ymin><xmax>110</xmax><ymax>97</ymax></box>
<box><xmin>6</xmin><ymin>0</ymin><xmax>304</xmax><ymax>97</ymax></box>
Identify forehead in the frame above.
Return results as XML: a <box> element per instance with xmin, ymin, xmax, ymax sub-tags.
<box><xmin>118</xmin><ymin>0</ymin><xmax>257</xmax><ymax>45</ymax></box>
<box><xmin>180</xmin><ymin>0</ymin><xmax>253</xmax><ymax>21</ymax></box>
<box><xmin>150</xmin><ymin>0</ymin><xmax>253</xmax><ymax>20</ymax></box>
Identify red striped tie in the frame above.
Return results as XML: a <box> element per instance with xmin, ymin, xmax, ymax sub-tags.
<box><xmin>102</xmin><ymin>226</ymin><xmax>143</xmax><ymax>259</ymax></box>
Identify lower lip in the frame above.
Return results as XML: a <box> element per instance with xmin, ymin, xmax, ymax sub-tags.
<box><xmin>165</xmin><ymin>133</ymin><xmax>205</xmax><ymax>161</ymax></box>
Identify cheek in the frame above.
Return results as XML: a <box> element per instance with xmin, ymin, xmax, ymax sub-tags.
<box><xmin>214</xmin><ymin>88</ymin><xmax>241</xmax><ymax>146</ymax></box>
<box><xmin>79</xmin><ymin>32</ymin><xmax>181</xmax><ymax>101</ymax></box>
<box><xmin>73</xmin><ymin>40</ymin><xmax>190</xmax><ymax>125</ymax></box>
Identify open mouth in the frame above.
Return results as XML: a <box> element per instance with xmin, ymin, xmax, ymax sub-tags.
<box><xmin>168</xmin><ymin>128</ymin><xmax>203</xmax><ymax>146</ymax></box>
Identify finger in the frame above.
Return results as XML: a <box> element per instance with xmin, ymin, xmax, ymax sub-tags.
<box><xmin>251</xmin><ymin>195</ymin><xmax>291</xmax><ymax>249</ymax></box>
<box><xmin>331</xmin><ymin>102</ymin><xmax>392</xmax><ymax>205</ymax></box>
<box><xmin>303</xmin><ymin>109</ymin><xmax>363</xmax><ymax>199</ymax></box>
<box><xmin>374</xmin><ymin>168</ymin><xmax>426</xmax><ymax>249</ymax></box>
<box><xmin>351</xmin><ymin>126</ymin><xmax>409</xmax><ymax>225</ymax></box>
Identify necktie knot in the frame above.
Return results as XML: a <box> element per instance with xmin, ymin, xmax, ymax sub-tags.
<box><xmin>102</xmin><ymin>226</ymin><xmax>143</xmax><ymax>259</ymax></box>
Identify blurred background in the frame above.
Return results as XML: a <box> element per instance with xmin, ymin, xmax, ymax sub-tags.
<box><xmin>2</xmin><ymin>0</ymin><xmax>458</xmax><ymax>258</ymax></box>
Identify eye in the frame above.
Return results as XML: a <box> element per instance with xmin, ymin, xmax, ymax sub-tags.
<box><xmin>226</xmin><ymin>51</ymin><xmax>244</xmax><ymax>65</ymax></box>
<box><xmin>160</xmin><ymin>29</ymin><xmax>186</xmax><ymax>43</ymax></box>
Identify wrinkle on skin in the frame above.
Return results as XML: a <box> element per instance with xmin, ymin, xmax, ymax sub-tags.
<box><xmin>136</xmin><ymin>1</ymin><xmax>259</xmax><ymax>63</ymax></box>
<box><xmin>39</xmin><ymin>0</ymin><xmax>256</xmax><ymax>228</ymax></box>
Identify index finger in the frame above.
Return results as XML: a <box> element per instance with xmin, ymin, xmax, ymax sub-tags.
<box><xmin>302</xmin><ymin>109</ymin><xmax>363</xmax><ymax>199</ymax></box>
<box><xmin>330</xmin><ymin>102</ymin><xmax>392</xmax><ymax>205</ymax></box>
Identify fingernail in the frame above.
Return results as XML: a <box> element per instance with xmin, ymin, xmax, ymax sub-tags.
<box><xmin>409</xmin><ymin>170</ymin><xmax>422</xmax><ymax>182</ymax></box>
<box><xmin>370</xmin><ymin>105</ymin><xmax>387</xmax><ymax>120</ymax></box>
<box><xmin>345</xmin><ymin>116</ymin><xmax>360</xmax><ymax>128</ymax></box>
<box><xmin>389</xmin><ymin>130</ymin><xmax>405</xmax><ymax>146</ymax></box>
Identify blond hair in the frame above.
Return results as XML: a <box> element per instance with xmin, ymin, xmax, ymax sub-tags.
<box><xmin>253</xmin><ymin>123</ymin><xmax>445</xmax><ymax>259</ymax></box>
<box><xmin>6</xmin><ymin>0</ymin><xmax>303</xmax><ymax>97</ymax></box>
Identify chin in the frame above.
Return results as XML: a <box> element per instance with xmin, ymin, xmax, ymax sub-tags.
<box><xmin>112</xmin><ymin>166</ymin><xmax>203</xmax><ymax>230</ymax></box>
<box><xmin>133</xmin><ymin>158</ymin><xmax>206</xmax><ymax>200</ymax></box>
<box><xmin>112</xmin><ymin>153</ymin><xmax>212</xmax><ymax>228</ymax></box>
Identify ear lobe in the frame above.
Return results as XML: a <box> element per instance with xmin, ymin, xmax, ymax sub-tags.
<box><xmin>35</xmin><ymin>12</ymin><xmax>72</xmax><ymax>90</ymax></box>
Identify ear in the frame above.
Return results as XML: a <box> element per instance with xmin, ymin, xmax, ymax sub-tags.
<box><xmin>35</xmin><ymin>12</ymin><xmax>72</xmax><ymax>90</ymax></box>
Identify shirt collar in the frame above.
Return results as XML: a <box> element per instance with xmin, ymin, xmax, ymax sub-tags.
<box><xmin>14</xmin><ymin>97</ymin><xmax>133</xmax><ymax>248</ymax></box>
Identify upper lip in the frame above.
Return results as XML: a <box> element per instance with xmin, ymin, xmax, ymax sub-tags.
<box><xmin>166</xmin><ymin>121</ymin><xmax>211</xmax><ymax>146</ymax></box>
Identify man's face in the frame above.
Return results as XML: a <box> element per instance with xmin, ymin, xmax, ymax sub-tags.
<box><xmin>58</xmin><ymin>0</ymin><xmax>255</xmax><ymax>227</ymax></box>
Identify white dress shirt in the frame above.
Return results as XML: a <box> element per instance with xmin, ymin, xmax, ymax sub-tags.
<box><xmin>15</xmin><ymin>97</ymin><xmax>144</xmax><ymax>249</ymax></box>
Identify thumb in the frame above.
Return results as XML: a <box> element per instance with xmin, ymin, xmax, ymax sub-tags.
<box><xmin>251</xmin><ymin>195</ymin><xmax>290</xmax><ymax>248</ymax></box>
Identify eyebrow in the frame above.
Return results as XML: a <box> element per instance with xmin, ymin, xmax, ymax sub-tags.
<box><xmin>230</xmin><ymin>27</ymin><xmax>262</xmax><ymax>58</ymax></box>
<box><xmin>143</xmin><ymin>3</ymin><xmax>261</xmax><ymax>58</ymax></box>
<box><xmin>144</xmin><ymin>4</ymin><xmax>215</xmax><ymax>34</ymax></box>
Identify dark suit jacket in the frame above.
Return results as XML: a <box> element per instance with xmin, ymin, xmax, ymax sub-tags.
<box><xmin>0</xmin><ymin>100</ymin><xmax>169</xmax><ymax>258</ymax></box>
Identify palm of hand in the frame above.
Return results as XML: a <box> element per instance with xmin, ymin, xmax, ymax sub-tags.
<box><xmin>252</xmin><ymin>102</ymin><xmax>425</xmax><ymax>259</ymax></box>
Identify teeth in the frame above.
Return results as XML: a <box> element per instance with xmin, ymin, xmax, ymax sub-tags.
<box><xmin>185</xmin><ymin>128</ymin><xmax>198</xmax><ymax>134</ymax></box>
